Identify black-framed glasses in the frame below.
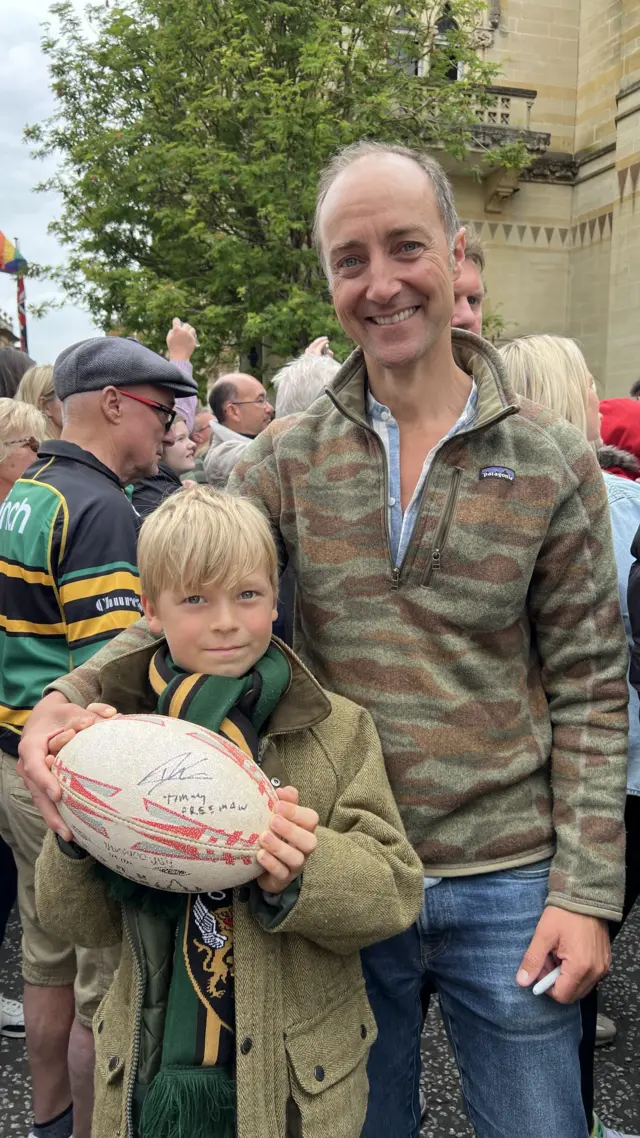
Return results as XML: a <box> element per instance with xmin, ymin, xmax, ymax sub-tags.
<box><xmin>5</xmin><ymin>437</ymin><xmax>40</xmax><ymax>453</ymax></box>
<box><xmin>229</xmin><ymin>395</ymin><xmax>269</xmax><ymax>407</ymax></box>
<box><xmin>119</xmin><ymin>390</ymin><xmax>176</xmax><ymax>432</ymax></box>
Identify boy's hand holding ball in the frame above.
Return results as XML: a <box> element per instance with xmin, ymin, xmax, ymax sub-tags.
<box><xmin>256</xmin><ymin>786</ymin><xmax>319</xmax><ymax>893</ymax></box>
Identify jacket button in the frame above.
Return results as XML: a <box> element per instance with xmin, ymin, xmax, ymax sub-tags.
<box><xmin>240</xmin><ymin>1037</ymin><xmax>253</xmax><ymax>1055</ymax></box>
<box><xmin>360</xmin><ymin>1024</ymin><xmax>367</xmax><ymax>1039</ymax></box>
<box><xmin>271</xmin><ymin>777</ymin><xmax>281</xmax><ymax>788</ymax></box>
<box><xmin>108</xmin><ymin>1056</ymin><xmax>119</xmax><ymax>1071</ymax></box>
<box><xmin>314</xmin><ymin>1065</ymin><xmax>325</xmax><ymax>1082</ymax></box>
<box><xmin>97</xmin><ymin>1020</ymin><xmax>104</xmax><ymax>1034</ymax></box>
<box><xmin>237</xmin><ymin>886</ymin><xmax>250</xmax><ymax>902</ymax></box>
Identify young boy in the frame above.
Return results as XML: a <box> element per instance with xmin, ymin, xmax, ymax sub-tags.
<box><xmin>35</xmin><ymin>484</ymin><xmax>423</xmax><ymax>1138</ymax></box>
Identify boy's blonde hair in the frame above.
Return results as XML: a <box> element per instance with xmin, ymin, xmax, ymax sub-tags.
<box><xmin>137</xmin><ymin>483</ymin><xmax>279</xmax><ymax>602</ymax></box>
<box><xmin>0</xmin><ymin>398</ymin><xmax>48</xmax><ymax>463</ymax></box>
<box><xmin>499</xmin><ymin>334</ymin><xmax>592</xmax><ymax>438</ymax></box>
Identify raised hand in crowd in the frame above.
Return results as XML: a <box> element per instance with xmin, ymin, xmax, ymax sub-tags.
<box><xmin>304</xmin><ymin>335</ymin><xmax>333</xmax><ymax>357</ymax></box>
<box><xmin>166</xmin><ymin>316</ymin><xmax>198</xmax><ymax>361</ymax></box>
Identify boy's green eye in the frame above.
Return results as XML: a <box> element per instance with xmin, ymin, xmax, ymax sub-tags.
<box><xmin>185</xmin><ymin>595</ymin><xmax>205</xmax><ymax>605</ymax></box>
<box><xmin>239</xmin><ymin>589</ymin><xmax>257</xmax><ymax>600</ymax></box>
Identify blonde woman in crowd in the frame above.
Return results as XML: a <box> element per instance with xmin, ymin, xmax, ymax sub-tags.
<box><xmin>0</xmin><ymin>398</ymin><xmax>47</xmax><ymax>502</ymax></box>
<box><xmin>16</xmin><ymin>365</ymin><xmax>62</xmax><ymax>439</ymax></box>
<box><xmin>500</xmin><ymin>333</ymin><xmax>639</xmax><ymax>1138</ymax></box>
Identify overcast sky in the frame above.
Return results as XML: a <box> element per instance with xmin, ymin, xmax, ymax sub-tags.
<box><xmin>0</xmin><ymin>0</ymin><xmax>100</xmax><ymax>362</ymax></box>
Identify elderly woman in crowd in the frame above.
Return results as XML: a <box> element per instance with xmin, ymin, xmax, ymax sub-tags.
<box><xmin>500</xmin><ymin>333</ymin><xmax>639</xmax><ymax>1138</ymax></box>
<box><xmin>0</xmin><ymin>396</ymin><xmax>47</xmax><ymax>1039</ymax></box>
<box><xmin>0</xmin><ymin>398</ymin><xmax>47</xmax><ymax>502</ymax></box>
<box><xmin>16</xmin><ymin>365</ymin><xmax>62</xmax><ymax>439</ymax></box>
<box><xmin>272</xmin><ymin>351</ymin><xmax>341</xmax><ymax>418</ymax></box>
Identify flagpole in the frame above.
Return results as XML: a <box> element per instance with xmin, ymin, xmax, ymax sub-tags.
<box><xmin>14</xmin><ymin>238</ymin><xmax>28</xmax><ymax>355</ymax></box>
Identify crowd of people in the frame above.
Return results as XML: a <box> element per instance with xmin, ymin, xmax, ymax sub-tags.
<box><xmin>0</xmin><ymin>139</ymin><xmax>639</xmax><ymax>1138</ymax></box>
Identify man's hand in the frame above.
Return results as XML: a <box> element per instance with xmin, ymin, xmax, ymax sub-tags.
<box><xmin>166</xmin><ymin>317</ymin><xmax>198</xmax><ymax>362</ymax></box>
<box><xmin>17</xmin><ymin>693</ymin><xmax>117</xmax><ymax>839</ymax></box>
<box><xmin>516</xmin><ymin>905</ymin><xmax>611</xmax><ymax>1003</ymax></box>
<box><xmin>256</xmin><ymin>785</ymin><xmax>319</xmax><ymax>894</ymax></box>
<box><xmin>304</xmin><ymin>336</ymin><xmax>333</xmax><ymax>358</ymax></box>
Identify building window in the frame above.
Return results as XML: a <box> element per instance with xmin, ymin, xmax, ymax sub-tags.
<box><xmin>434</xmin><ymin>3</ymin><xmax>462</xmax><ymax>82</ymax></box>
<box><xmin>393</xmin><ymin>7</ymin><xmax>423</xmax><ymax>77</ymax></box>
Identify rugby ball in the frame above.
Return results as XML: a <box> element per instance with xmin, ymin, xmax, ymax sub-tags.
<box><xmin>53</xmin><ymin>714</ymin><xmax>279</xmax><ymax>892</ymax></box>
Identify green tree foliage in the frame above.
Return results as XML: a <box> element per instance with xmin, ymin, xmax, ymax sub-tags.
<box><xmin>29</xmin><ymin>0</ymin><xmax>509</xmax><ymax>370</ymax></box>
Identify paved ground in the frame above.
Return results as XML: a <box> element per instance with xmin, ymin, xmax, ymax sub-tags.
<box><xmin>2</xmin><ymin>904</ymin><xmax>640</xmax><ymax>1137</ymax></box>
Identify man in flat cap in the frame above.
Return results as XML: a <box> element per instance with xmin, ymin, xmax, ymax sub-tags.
<box><xmin>0</xmin><ymin>336</ymin><xmax>197</xmax><ymax>1138</ymax></box>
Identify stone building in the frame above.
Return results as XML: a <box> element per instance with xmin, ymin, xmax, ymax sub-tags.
<box><xmin>450</xmin><ymin>0</ymin><xmax>640</xmax><ymax>394</ymax></box>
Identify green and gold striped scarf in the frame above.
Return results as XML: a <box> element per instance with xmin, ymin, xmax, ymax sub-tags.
<box><xmin>138</xmin><ymin>640</ymin><xmax>291</xmax><ymax>1138</ymax></box>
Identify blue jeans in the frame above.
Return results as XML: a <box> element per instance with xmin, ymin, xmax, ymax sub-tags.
<box><xmin>360</xmin><ymin>862</ymin><xmax>587</xmax><ymax>1138</ymax></box>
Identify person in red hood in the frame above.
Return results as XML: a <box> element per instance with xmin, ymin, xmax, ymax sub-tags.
<box><xmin>599</xmin><ymin>398</ymin><xmax>640</xmax><ymax>480</ymax></box>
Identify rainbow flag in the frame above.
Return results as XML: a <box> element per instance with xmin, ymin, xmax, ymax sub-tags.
<box><xmin>0</xmin><ymin>232</ymin><xmax>27</xmax><ymax>275</ymax></box>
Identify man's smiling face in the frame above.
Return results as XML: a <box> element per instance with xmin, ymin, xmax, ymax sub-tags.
<box><xmin>319</xmin><ymin>153</ymin><xmax>465</xmax><ymax>372</ymax></box>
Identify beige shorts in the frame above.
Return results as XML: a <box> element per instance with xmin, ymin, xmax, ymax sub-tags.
<box><xmin>0</xmin><ymin>750</ymin><xmax>120</xmax><ymax>1029</ymax></box>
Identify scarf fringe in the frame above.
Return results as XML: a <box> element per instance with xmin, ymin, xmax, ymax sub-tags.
<box><xmin>139</xmin><ymin>1065</ymin><xmax>236</xmax><ymax>1138</ymax></box>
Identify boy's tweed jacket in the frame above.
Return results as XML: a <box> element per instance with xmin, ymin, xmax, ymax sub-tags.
<box><xmin>36</xmin><ymin>632</ymin><xmax>424</xmax><ymax>1138</ymax></box>
<box><xmin>227</xmin><ymin>328</ymin><xmax>630</xmax><ymax>922</ymax></box>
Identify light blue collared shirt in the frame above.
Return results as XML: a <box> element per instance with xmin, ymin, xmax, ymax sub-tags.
<box><xmin>602</xmin><ymin>470</ymin><xmax>640</xmax><ymax>795</ymax></box>
<box><xmin>366</xmin><ymin>380</ymin><xmax>479</xmax><ymax>567</ymax></box>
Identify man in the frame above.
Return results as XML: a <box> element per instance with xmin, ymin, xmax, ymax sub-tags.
<box><xmin>451</xmin><ymin>226</ymin><xmax>485</xmax><ymax>336</ymax></box>
<box><xmin>203</xmin><ymin>372</ymin><xmax>273</xmax><ymax>488</ymax></box>
<box><xmin>231</xmin><ymin>141</ymin><xmax>628</xmax><ymax>1138</ymax></box>
<box><xmin>181</xmin><ymin>408</ymin><xmax>213</xmax><ymax>485</ymax></box>
<box><xmin>192</xmin><ymin>407</ymin><xmax>213</xmax><ymax>453</ymax></box>
<box><xmin>17</xmin><ymin>144</ymin><xmax>629</xmax><ymax>1138</ymax></box>
<box><xmin>0</xmin><ymin>336</ymin><xmax>196</xmax><ymax>1138</ymax></box>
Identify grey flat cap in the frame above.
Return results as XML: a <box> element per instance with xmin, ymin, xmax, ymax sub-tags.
<box><xmin>53</xmin><ymin>337</ymin><xmax>198</xmax><ymax>401</ymax></box>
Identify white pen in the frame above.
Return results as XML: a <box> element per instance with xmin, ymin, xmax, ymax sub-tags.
<box><xmin>532</xmin><ymin>965</ymin><xmax>562</xmax><ymax>996</ymax></box>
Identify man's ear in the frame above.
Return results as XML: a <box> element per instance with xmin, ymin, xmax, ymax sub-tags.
<box><xmin>224</xmin><ymin>401</ymin><xmax>238</xmax><ymax>427</ymax></box>
<box><xmin>141</xmin><ymin>593</ymin><xmax>163</xmax><ymax>635</ymax></box>
<box><xmin>101</xmin><ymin>386</ymin><xmax>123</xmax><ymax>426</ymax></box>
<box><xmin>451</xmin><ymin>227</ymin><xmax>466</xmax><ymax>281</ymax></box>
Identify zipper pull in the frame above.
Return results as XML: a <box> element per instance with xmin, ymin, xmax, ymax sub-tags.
<box><xmin>431</xmin><ymin>549</ymin><xmax>441</xmax><ymax>571</ymax></box>
<box><xmin>391</xmin><ymin>567</ymin><xmax>400</xmax><ymax>590</ymax></box>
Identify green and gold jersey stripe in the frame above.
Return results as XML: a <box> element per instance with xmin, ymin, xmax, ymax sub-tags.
<box><xmin>0</xmin><ymin>560</ymin><xmax>54</xmax><ymax>588</ymax></box>
<box><xmin>0</xmin><ymin>614</ymin><xmax>65</xmax><ymax>636</ymax></box>
<box><xmin>66</xmin><ymin>608</ymin><xmax>141</xmax><ymax>644</ymax></box>
<box><xmin>59</xmin><ymin>570</ymin><xmax>141</xmax><ymax>606</ymax></box>
<box><xmin>59</xmin><ymin>559</ymin><xmax>139</xmax><ymax>585</ymax></box>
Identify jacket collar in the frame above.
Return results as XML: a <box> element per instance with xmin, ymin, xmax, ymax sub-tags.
<box><xmin>210</xmin><ymin>422</ymin><xmax>256</xmax><ymax>444</ymax></box>
<box><xmin>37</xmin><ymin>441</ymin><xmax>125</xmax><ymax>487</ymax></box>
<box><xmin>96</xmin><ymin>624</ymin><xmax>332</xmax><ymax>735</ymax></box>
<box><xmin>326</xmin><ymin>328</ymin><xmax>520</xmax><ymax>432</ymax></box>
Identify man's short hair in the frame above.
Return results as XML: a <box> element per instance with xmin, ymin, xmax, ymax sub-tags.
<box><xmin>630</xmin><ymin>377</ymin><xmax>640</xmax><ymax>399</ymax></box>
<box><xmin>272</xmin><ymin>354</ymin><xmax>341</xmax><ymax>418</ymax></box>
<box><xmin>314</xmin><ymin>140</ymin><xmax>460</xmax><ymax>275</ymax></box>
<box><xmin>463</xmin><ymin>226</ymin><xmax>485</xmax><ymax>275</ymax></box>
<box><xmin>209</xmin><ymin>379</ymin><xmax>238</xmax><ymax>424</ymax></box>
<box><xmin>137</xmin><ymin>482</ymin><xmax>279</xmax><ymax>603</ymax></box>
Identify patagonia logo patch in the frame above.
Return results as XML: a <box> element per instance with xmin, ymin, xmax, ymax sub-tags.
<box><xmin>479</xmin><ymin>465</ymin><xmax>515</xmax><ymax>482</ymax></box>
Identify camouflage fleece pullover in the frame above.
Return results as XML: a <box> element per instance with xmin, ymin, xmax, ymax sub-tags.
<box><xmin>229</xmin><ymin>329</ymin><xmax>629</xmax><ymax>922</ymax></box>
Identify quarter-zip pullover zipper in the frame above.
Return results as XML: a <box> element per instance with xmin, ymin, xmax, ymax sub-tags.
<box><xmin>326</xmin><ymin>386</ymin><xmax>517</xmax><ymax>590</ymax></box>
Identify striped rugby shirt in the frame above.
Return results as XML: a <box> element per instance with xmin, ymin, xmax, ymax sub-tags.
<box><xmin>0</xmin><ymin>441</ymin><xmax>142</xmax><ymax>756</ymax></box>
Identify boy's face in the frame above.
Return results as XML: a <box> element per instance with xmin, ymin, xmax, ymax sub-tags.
<box><xmin>142</xmin><ymin>568</ymin><xmax>278</xmax><ymax>678</ymax></box>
